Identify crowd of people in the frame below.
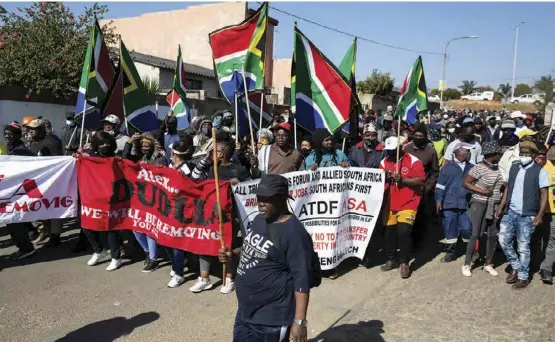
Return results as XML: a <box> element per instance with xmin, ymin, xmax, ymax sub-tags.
<box><xmin>3</xmin><ymin>104</ymin><xmax>555</xmax><ymax>340</ymax></box>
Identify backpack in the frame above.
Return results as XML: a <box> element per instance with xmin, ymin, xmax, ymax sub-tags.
<box><xmin>266</xmin><ymin>221</ymin><xmax>322</xmax><ymax>288</ymax></box>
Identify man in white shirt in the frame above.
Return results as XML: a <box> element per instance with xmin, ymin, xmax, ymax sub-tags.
<box><xmin>443</xmin><ymin>117</ymin><xmax>482</xmax><ymax>166</ymax></box>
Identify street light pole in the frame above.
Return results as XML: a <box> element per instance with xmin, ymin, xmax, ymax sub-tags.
<box><xmin>511</xmin><ymin>22</ymin><xmax>525</xmax><ymax>100</ymax></box>
<box><xmin>440</xmin><ymin>36</ymin><xmax>479</xmax><ymax>109</ymax></box>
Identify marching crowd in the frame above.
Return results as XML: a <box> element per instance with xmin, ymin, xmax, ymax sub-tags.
<box><xmin>3</xmin><ymin>105</ymin><xmax>555</xmax><ymax>340</ymax></box>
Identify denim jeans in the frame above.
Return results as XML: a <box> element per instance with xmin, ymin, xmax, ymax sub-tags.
<box><xmin>499</xmin><ymin>209</ymin><xmax>536</xmax><ymax>280</ymax></box>
<box><xmin>233</xmin><ymin>316</ymin><xmax>289</xmax><ymax>342</ymax></box>
<box><xmin>441</xmin><ymin>209</ymin><xmax>471</xmax><ymax>255</ymax></box>
<box><xmin>133</xmin><ymin>232</ymin><xmax>157</xmax><ymax>260</ymax></box>
<box><xmin>167</xmin><ymin>249</ymin><xmax>186</xmax><ymax>277</ymax></box>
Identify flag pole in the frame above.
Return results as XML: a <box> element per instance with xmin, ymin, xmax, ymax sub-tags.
<box><xmin>66</xmin><ymin>126</ymin><xmax>78</xmax><ymax>151</ymax></box>
<box><xmin>212</xmin><ymin>127</ymin><xmax>226</xmax><ymax>287</ymax></box>
<box><xmin>78</xmin><ymin>104</ymin><xmax>86</xmax><ymax>147</ymax></box>
<box><xmin>395</xmin><ymin>116</ymin><xmax>402</xmax><ymax>174</ymax></box>
<box><xmin>234</xmin><ymin>91</ymin><xmax>239</xmax><ymax>143</ymax></box>
<box><xmin>342</xmin><ymin>137</ymin><xmax>346</xmax><ymax>152</ymax></box>
<box><xmin>259</xmin><ymin>89</ymin><xmax>264</xmax><ymax>130</ymax></box>
<box><xmin>241</xmin><ymin>66</ymin><xmax>256</xmax><ymax>154</ymax></box>
<box><xmin>294</xmin><ymin>118</ymin><xmax>297</xmax><ymax>149</ymax></box>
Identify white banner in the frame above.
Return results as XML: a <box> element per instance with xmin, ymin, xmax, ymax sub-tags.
<box><xmin>0</xmin><ymin>156</ymin><xmax>78</xmax><ymax>224</ymax></box>
<box><xmin>232</xmin><ymin>167</ymin><xmax>385</xmax><ymax>270</ymax></box>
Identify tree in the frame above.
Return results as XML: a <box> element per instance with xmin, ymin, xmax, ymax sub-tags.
<box><xmin>141</xmin><ymin>75</ymin><xmax>160</xmax><ymax>102</ymax></box>
<box><xmin>429</xmin><ymin>88</ymin><xmax>440</xmax><ymax>96</ymax></box>
<box><xmin>514</xmin><ymin>83</ymin><xmax>532</xmax><ymax>97</ymax></box>
<box><xmin>443</xmin><ymin>88</ymin><xmax>461</xmax><ymax>100</ymax></box>
<box><xmin>498</xmin><ymin>83</ymin><xmax>512</xmax><ymax>99</ymax></box>
<box><xmin>477</xmin><ymin>85</ymin><xmax>494</xmax><ymax>92</ymax></box>
<box><xmin>0</xmin><ymin>2</ymin><xmax>118</xmax><ymax>99</ymax></box>
<box><xmin>356</xmin><ymin>69</ymin><xmax>394</xmax><ymax>96</ymax></box>
<box><xmin>458</xmin><ymin>80</ymin><xmax>477</xmax><ymax>95</ymax></box>
<box><xmin>533</xmin><ymin>75</ymin><xmax>554</xmax><ymax>111</ymax></box>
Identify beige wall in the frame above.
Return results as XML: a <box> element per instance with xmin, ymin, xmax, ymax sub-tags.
<box><xmin>271</xmin><ymin>58</ymin><xmax>292</xmax><ymax>89</ymax></box>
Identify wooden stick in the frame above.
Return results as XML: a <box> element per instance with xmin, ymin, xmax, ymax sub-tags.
<box><xmin>241</xmin><ymin>66</ymin><xmax>256</xmax><ymax>154</ymax></box>
<box><xmin>395</xmin><ymin>116</ymin><xmax>402</xmax><ymax>174</ymax></box>
<box><xmin>212</xmin><ymin>128</ymin><xmax>226</xmax><ymax>286</ymax></box>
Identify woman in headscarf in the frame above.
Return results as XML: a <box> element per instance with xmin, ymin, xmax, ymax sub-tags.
<box><xmin>256</xmin><ymin>128</ymin><xmax>274</xmax><ymax>151</ymax></box>
<box><xmin>193</xmin><ymin>118</ymin><xmax>213</xmax><ymax>147</ymax></box>
<box><xmin>124</xmin><ymin>133</ymin><xmax>168</xmax><ymax>273</ymax></box>
<box><xmin>82</xmin><ymin>132</ymin><xmax>124</xmax><ymax>271</ymax></box>
<box><xmin>301</xmin><ymin>128</ymin><xmax>349</xmax><ymax>171</ymax></box>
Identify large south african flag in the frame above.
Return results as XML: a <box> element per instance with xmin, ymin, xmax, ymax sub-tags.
<box><xmin>291</xmin><ymin>26</ymin><xmax>358</xmax><ymax>133</ymax></box>
<box><xmin>395</xmin><ymin>56</ymin><xmax>428</xmax><ymax>125</ymax></box>
<box><xmin>208</xmin><ymin>3</ymin><xmax>268</xmax><ymax>104</ymax></box>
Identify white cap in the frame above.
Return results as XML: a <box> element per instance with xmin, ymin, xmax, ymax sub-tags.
<box><xmin>102</xmin><ymin>114</ymin><xmax>120</xmax><ymax>126</ymax></box>
<box><xmin>383</xmin><ymin>136</ymin><xmax>400</xmax><ymax>151</ymax></box>
<box><xmin>386</xmin><ymin>105</ymin><xmax>393</xmax><ymax>112</ymax></box>
<box><xmin>453</xmin><ymin>141</ymin><xmax>475</xmax><ymax>151</ymax></box>
<box><xmin>443</xmin><ymin>114</ymin><xmax>449</xmax><ymax>119</ymax></box>
<box><xmin>363</xmin><ymin>123</ymin><xmax>377</xmax><ymax>133</ymax></box>
<box><xmin>510</xmin><ymin>111</ymin><xmax>526</xmax><ymax>119</ymax></box>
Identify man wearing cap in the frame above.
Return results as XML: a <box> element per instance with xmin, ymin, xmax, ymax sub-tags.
<box><xmin>251</xmin><ymin>122</ymin><xmax>302</xmax><ymax>178</ymax></box>
<box><xmin>101</xmin><ymin>114</ymin><xmax>130</xmax><ymax>155</ymax></box>
<box><xmin>379</xmin><ymin>137</ymin><xmax>426</xmax><ymax>278</ymax></box>
<box><xmin>435</xmin><ymin>142</ymin><xmax>474</xmax><ymax>262</ymax></box>
<box><xmin>497</xmin><ymin>141</ymin><xmax>549</xmax><ymax>289</ymax></box>
<box><xmin>61</xmin><ymin>112</ymin><xmax>82</xmax><ymax>155</ymax></box>
<box><xmin>443</xmin><ymin>117</ymin><xmax>483</xmax><ymax>167</ymax></box>
<box><xmin>377</xmin><ymin>113</ymin><xmax>395</xmax><ymax>144</ymax></box>
<box><xmin>219</xmin><ymin>174</ymin><xmax>315</xmax><ymax>342</ymax></box>
<box><xmin>26</xmin><ymin>119</ymin><xmax>63</xmax><ymax>156</ymax></box>
<box><xmin>348</xmin><ymin>123</ymin><xmax>385</xmax><ymax>169</ymax></box>
<box><xmin>498</xmin><ymin>128</ymin><xmax>538</xmax><ymax>181</ymax></box>
<box><xmin>482</xmin><ymin>116</ymin><xmax>500</xmax><ymax>143</ymax></box>
<box><xmin>473</xmin><ymin>117</ymin><xmax>485</xmax><ymax>144</ymax></box>
<box><xmin>511</xmin><ymin>111</ymin><xmax>527</xmax><ymax>136</ymax></box>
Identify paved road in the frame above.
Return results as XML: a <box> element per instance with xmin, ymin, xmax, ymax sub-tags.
<box><xmin>1</xmin><ymin>227</ymin><xmax>554</xmax><ymax>342</ymax></box>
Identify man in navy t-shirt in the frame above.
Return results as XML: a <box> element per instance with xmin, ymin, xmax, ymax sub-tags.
<box><xmin>219</xmin><ymin>174</ymin><xmax>313</xmax><ymax>342</ymax></box>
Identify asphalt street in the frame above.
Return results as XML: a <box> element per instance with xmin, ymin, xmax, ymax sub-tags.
<box><xmin>1</xmin><ymin>226</ymin><xmax>554</xmax><ymax>342</ymax></box>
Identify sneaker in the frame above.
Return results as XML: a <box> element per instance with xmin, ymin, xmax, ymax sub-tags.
<box><xmin>400</xmin><ymin>264</ymin><xmax>411</xmax><ymax>279</ymax></box>
<box><xmin>380</xmin><ymin>261</ymin><xmax>400</xmax><ymax>272</ymax></box>
<box><xmin>142</xmin><ymin>259</ymin><xmax>159</xmax><ymax>273</ymax></box>
<box><xmin>461</xmin><ymin>265</ymin><xmax>472</xmax><ymax>277</ymax></box>
<box><xmin>189</xmin><ymin>277</ymin><xmax>213</xmax><ymax>293</ymax></box>
<box><xmin>106</xmin><ymin>259</ymin><xmax>122</xmax><ymax>271</ymax></box>
<box><xmin>143</xmin><ymin>256</ymin><xmax>150</xmax><ymax>266</ymax></box>
<box><xmin>87</xmin><ymin>250</ymin><xmax>107</xmax><ymax>266</ymax></box>
<box><xmin>170</xmin><ymin>270</ymin><xmax>176</xmax><ymax>277</ymax></box>
<box><xmin>32</xmin><ymin>232</ymin><xmax>47</xmax><ymax>244</ymax></box>
<box><xmin>484</xmin><ymin>264</ymin><xmax>499</xmax><ymax>277</ymax></box>
<box><xmin>220</xmin><ymin>278</ymin><xmax>236</xmax><ymax>294</ymax></box>
<box><xmin>9</xmin><ymin>249</ymin><xmax>36</xmax><ymax>261</ymax></box>
<box><xmin>167</xmin><ymin>275</ymin><xmax>186</xmax><ymax>288</ymax></box>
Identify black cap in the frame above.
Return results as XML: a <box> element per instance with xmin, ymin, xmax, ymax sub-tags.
<box><xmin>254</xmin><ymin>174</ymin><xmax>293</xmax><ymax>199</ymax></box>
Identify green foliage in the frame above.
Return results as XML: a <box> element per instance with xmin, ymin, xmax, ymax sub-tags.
<box><xmin>0</xmin><ymin>2</ymin><xmax>118</xmax><ymax>99</ymax></box>
<box><xmin>533</xmin><ymin>75</ymin><xmax>553</xmax><ymax>112</ymax></box>
<box><xmin>498</xmin><ymin>83</ymin><xmax>511</xmax><ymax>99</ymax></box>
<box><xmin>356</xmin><ymin>69</ymin><xmax>394</xmax><ymax>96</ymax></box>
<box><xmin>477</xmin><ymin>85</ymin><xmax>494</xmax><ymax>92</ymax></box>
<box><xmin>443</xmin><ymin>88</ymin><xmax>461</xmax><ymax>100</ymax></box>
<box><xmin>458</xmin><ymin>80</ymin><xmax>477</xmax><ymax>95</ymax></box>
<box><xmin>429</xmin><ymin>88</ymin><xmax>440</xmax><ymax>96</ymax></box>
<box><xmin>514</xmin><ymin>83</ymin><xmax>532</xmax><ymax>97</ymax></box>
<box><xmin>141</xmin><ymin>75</ymin><xmax>160</xmax><ymax>103</ymax></box>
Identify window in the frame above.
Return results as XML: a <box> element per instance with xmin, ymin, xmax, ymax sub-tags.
<box><xmin>186</xmin><ymin>79</ymin><xmax>202</xmax><ymax>90</ymax></box>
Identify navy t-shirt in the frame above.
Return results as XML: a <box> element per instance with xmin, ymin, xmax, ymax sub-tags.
<box><xmin>235</xmin><ymin>214</ymin><xmax>312</xmax><ymax>327</ymax></box>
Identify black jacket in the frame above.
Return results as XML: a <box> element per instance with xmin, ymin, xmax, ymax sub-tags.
<box><xmin>29</xmin><ymin>136</ymin><xmax>63</xmax><ymax>156</ymax></box>
<box><xmin>61</xmin><ymin>125</ymin><xmax>82</xmax><ymax>155</ymax></box>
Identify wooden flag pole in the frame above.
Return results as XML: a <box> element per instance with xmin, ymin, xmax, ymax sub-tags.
<box><xmin>294</xmin><ymin>118</ymin><xmax>298</xmax><ymax>149</ymax></box>
<box><xmin>212</xmin><ymin>128</ymin><xmax>226</xmax><ymax>287</ymax></box>
<box><xmin>234</xmin><ymin>91</ymin><xmax>239</xmax><ymax>143</ymax></box>
<box><xmin>78</xmin><ymin>102</ymin><xmax>86</xmax><ymax>147</ymax></box>
<box><xmin>259</xmin><ymin>89</ymin><xmax>264</xmax><ymax>130</ymax></box>
<box><xmin>241</xmin><ymin>66</ymin><xmax>256</xmax><ymax>154</ymax></box>
<box><xmin>395</xmin><ymin>116</ymin><xmax>402</xmax><ymax>174</ymax></box>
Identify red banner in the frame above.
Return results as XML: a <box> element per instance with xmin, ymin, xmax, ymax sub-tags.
<box><xmin>77</xmin><ymin>156</ymin><xmax>232</xmax><ymax>256</ymax></box>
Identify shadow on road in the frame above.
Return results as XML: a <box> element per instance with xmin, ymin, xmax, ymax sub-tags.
<box><xmin>309</xmin><ymin>320</ymin><xmax>385</xmax><ymax>342</ymax></box>
<box><xmin>55</xmin><ymin>311</ymin><xmax>160</xmax><ymax>342</ymax></box>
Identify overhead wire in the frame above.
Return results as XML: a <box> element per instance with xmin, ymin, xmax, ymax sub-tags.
<box><xmin>260</xmin><ymin>2</ymin><xmax>444</xmax><ymax>56</ymax></box>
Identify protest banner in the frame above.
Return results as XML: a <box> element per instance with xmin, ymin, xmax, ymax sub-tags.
<box><xmin>0</xmin><ymin>156</ymin><xmax>78</xmax><ymax>224</ymax></box>
<box><xmin>233</xmin><ymin>167</ymin><xmax>385</xmax><ymax>270</ymax></box>
<box><xmin>77</xmin><ymin>156</ymin><xmax>232</xmax><ymax>256</ymax></box>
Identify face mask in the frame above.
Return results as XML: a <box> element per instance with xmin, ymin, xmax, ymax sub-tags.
<box><xmin>141</xmin><ymin>148</ymin><xmax>153</xmax><ymax>156</ymax></box>
<box><xmin>447</xmin><ymin>128</ymin><xmax>455</xmax><ymax>133</ymax></box>
<box><xmin>364</xmin><ymin>139</ymin><xmax>378</xmax><ymax>149</ymax></box>
<box><xmin>66</xmin><ymin>120</ymin><xmax>75</xmax><ymax>127</ymax></box>
<box><xmin>520</xmin><ymin>156</ymin><xmax>533</xmax><ymax>165</ymax></box>
<box><xmin>483</xmin><ymin>160</ymin><xmax>499</xmax><ymax>170</ymax></box>
<box><xmin>105</xmin><ymin>130</ymin><xmax>115</xmax><ymax>136</ymax></box>
<box><xmin>385</xmin><ymin>150</ymin><xmax>396</xmax><ymax>159</ymax></box>
<box><xmin>463</xmin><ymin>134</ymin><xmax>475</xmax><ymax>143</ymax></box>
<box><xmin>489</xmin><ymin>122</ymin><xmax>496</xmax><ymax>128</ymax></box>
<box><xmin>98</xmin><ymin>146</ymin><xmax>111</xmax><ymax>156</ymax></box>
<box><xmin>413</xmin><ymin>138</ymin><xmax>427</xmax><ymax>148</ymax></box>
<box><xmin>201</xmin><ymin>126</ymin><xmax>210</xmax><ymax>136</ymax></box>
<box><xmin>300</xmin><ymin>148</ymin><xmax>311</xmax><ymax>157</ymax></box>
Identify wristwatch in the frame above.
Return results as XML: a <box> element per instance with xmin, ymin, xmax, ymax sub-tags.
<box><xmin>294</xmin><ymin>319</ymin><xmax>308</xmax><ymax>327</ymax></box>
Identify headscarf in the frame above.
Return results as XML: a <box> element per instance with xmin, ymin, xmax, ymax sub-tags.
<box><xmin>257</xmin><ymin>128</ymin><xmax>274</xmax><ymax>146</ymax></box>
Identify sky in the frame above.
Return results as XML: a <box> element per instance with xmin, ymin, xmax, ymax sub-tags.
<box><xmin>3</xmin><ymin>1</ymin><xmax>555</xmax><ymax>90</ymax></box>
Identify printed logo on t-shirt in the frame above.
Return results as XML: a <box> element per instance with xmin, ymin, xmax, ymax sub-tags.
<box><xmin>401</xmin><ymin>167</ymin><xmax>409</xmax><ymax>175</ymax></box>
<box><xmin>237</xmin><ymin>230</ymin><xmax>274</xmax><ymax>276</ymax></box>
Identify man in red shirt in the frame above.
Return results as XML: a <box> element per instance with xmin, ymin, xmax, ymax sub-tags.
<box><xmin>379</xmin><ymin>136</ymin><xmax>426</xmax><ymax>278</ymax></box>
